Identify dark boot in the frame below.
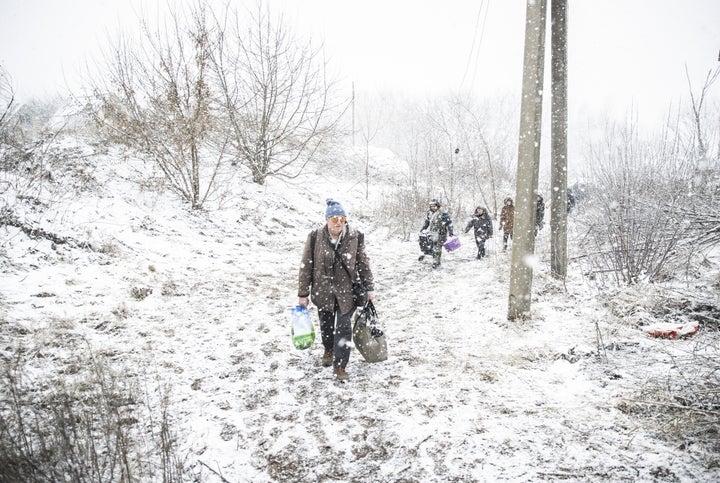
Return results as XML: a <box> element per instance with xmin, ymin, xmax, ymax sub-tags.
<box><xmin>321</xmin><ymin>349</ymin><xmax>333</xmax><ymax>367</ymax></box>
<box><xmin>333</xmin><ymin>365</ymin><xmax>349</xmax><ymax>381</ymax></box>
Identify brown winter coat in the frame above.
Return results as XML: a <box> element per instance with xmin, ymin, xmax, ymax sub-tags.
<box><xmin>499</xmin><ymin>200</ymin><xmax>515</xmax><ymax>234</ymax></box>
<box><xmin>298</xmin><ymin>225</ymin><xmax>374</xmax><ymax>315</ymax></box>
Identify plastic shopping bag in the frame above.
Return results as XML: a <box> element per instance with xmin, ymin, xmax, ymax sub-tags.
<box><xmin>443</xmin><ymin>236</ymin><xmax>461</xmax><ymax>252</ymax></box>
<box><xmin>290</xmin><ymin>305</ymin><xmax>315</xmax><ymax>349</ymax></box>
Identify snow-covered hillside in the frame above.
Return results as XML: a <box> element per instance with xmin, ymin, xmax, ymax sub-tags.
<box><xmin>1</xmin><ymin>139</ymin><xmax>719</xmax><ymax>482</ymax></box>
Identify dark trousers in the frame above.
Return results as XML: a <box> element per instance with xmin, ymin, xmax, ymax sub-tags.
<box><xmin>503</xmin><ymin>232</ymin><xmax>513</xmax><ymax>249</ymax></box>
<box><xmin>432</xmin><ymin>235</ymin><xmax>446</xmax><ymax>265</ymax></box>
<box><xmin>318</xmin><ymin>301</ymin><xmax>354</xmax><ymax>368</ymax></box>
<box><xmin>475</xmin><ymin>237</ymin><xmax>487</xmax><ymax>258</ymax></box>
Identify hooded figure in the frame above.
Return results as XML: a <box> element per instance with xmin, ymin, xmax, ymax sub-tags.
<box><xmin>464</xmin><ymin>206</ymin><xmax>493</xmax><ymax>259</ymax></box>
<box><xmin>567</xmin><ymin>187</ymin><xmax>576</xmax><ymax>214</ymax></box>
<box><xmin>535</xmin><ymin>194</ymin><xmax>545</xmax><ymax>235</ymax></box>
<box><xmin>499</xmin><ymin>197</ymin><xmax>514</xmax><ymax>251</ymax></box>
<box><xmin>419</xmin><ymin>198</ymin><xmax>454</xmax><ymax>268</ymax></box>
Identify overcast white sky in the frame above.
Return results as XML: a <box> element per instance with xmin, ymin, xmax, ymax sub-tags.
<box><xmin>1</xmin><ymin>0</ymin><xmax>719</xmax><ymax>125</ymax></box>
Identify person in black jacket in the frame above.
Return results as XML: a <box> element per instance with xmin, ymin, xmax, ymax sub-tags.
<box><xmin>499</xmin><ymin>197</ymin><xmax>514</xmax><ymax>251</ymax></box>
<box><xmin>535</xmin><ymin>194</ymin><xmax>545</xmax><ymax>236</ymax></box>
<box><xmin>567</xmin><ymin>187</ymin><xmax>576</xmax><ymax>214</ymax></box>
<box><xmin>464</xmin><ymin>206</ymin><xmax>493</xmax><ymax>259</ymax></box>
<box><xmin>418</xmin><ymin>198</ymin><xmax>454</xmax><ymax>269</ymax></box>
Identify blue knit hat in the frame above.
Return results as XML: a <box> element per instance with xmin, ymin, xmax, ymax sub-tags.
<box><xmin>325</xmin><ymin>198</ymin><xmax>347</xmax><ymax>219</ymax></box>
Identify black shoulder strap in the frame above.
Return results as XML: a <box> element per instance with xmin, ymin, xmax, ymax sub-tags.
<box><xmin>310</xmin><ymin>229</ymin><xmax>317</xmax><ymax>283</ymax></box>
<box><xmin>339</xmin><ymin>230</ymin><xmax>363</xmax><ymax>281</ymax></box>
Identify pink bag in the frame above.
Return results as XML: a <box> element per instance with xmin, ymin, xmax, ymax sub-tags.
<box><xmin>443</xmin><ymin>236</ymin><xmax>461</xmax><ymax>252</ymax></box>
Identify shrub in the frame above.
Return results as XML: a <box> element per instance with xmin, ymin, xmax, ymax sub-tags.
<box><xmin>0</xmin><ymin>347</ymin><xmax>189</xmax><ymax>482</ymax></box>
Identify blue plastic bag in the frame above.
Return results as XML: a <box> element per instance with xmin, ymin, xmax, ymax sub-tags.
<box><xmin>290</xmin><ymin>305</ymin><xmax>315</xmax><ymax>349</ymax></box>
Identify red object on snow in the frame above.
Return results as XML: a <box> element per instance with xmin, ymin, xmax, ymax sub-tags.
<box><xmin>645</xmin><ymin>321</ymin><xmax>699</xmax><ymax>339</ymax></box>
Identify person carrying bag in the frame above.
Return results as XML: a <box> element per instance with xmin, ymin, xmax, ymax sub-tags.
<box><xmin>297</xmin><ymin>199</ymin><xmax>376</xmax><ymax>381</ymax></box>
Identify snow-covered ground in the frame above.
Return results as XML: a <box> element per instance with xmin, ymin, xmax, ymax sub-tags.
<box><xmin>1</xmin><ymin>141</ymin><xmax>719</xmax><ymax>482</ymax></box>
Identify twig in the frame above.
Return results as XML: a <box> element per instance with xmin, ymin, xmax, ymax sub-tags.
<box><xmin>416</xmin><ymin>434</ymin><xmax>432</xmax><ymax>448</ymax></box>
<box><xmin>595</xmin><ymin>320</ymin><xmax>608</xmax><ymax>362</ymax></box>
<box><xmin>621</xmin><ymin>398</ymin><xmax>720</xmax><ymax>417</ymax></box>
<box><xmin>536</xmin><ymin>471</ymin><xmax>585</xmax><ymax>478</ymax></box>
<box><xmin>197</xmin><ymin>460</ymin><xmax>231</xmax><ymax>483</ymax></box>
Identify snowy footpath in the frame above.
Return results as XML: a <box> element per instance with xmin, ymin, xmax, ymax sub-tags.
<box><xmin>2</xmin><ymin>162</ymin><xmax>718</xmax><ymax>482</ymax></box>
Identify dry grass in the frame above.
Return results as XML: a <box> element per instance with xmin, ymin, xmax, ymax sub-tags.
<box><xmin>0</xmin><ymin>343</ymin><xmax>190</xmax><ymax>482</ymax></box>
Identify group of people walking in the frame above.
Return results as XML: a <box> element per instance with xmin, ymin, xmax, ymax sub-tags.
<box><xmin>418</xmin><ymin>194</ymin><xmax>547</xmax><ymax>264</ymax></box>
<box><xmin>295</xmin><ymin>195</ymin><xmax>548</xmax><ymax>381</ymax></box>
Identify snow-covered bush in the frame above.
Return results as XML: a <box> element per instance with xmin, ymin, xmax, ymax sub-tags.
<box><xmin>0</xmin><ymin>344</ymin><xmax>189</xmax><ymax>482</ymax></box>
<box><xmin>575</xmin><ymin>120</ymin><xmax>698</xmax><ymax>285</ymax></box>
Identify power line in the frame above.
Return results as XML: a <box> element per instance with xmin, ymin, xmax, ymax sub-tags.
<box><xmin>469</xmin><ymin>2</ymin><xmax>490</xmax><ymax>91</ymax></box>
<box><xmin>459</xmin><ymin>0</ymin><xmax>489</xmax><ymax>93</ymax></box>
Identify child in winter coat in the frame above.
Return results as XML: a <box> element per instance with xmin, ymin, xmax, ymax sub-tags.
<box><xmin>464</xmin><ymin>206</ymin><xmax>493</xmax><ymax>259</ymax></box>
<box><xmin>419</xmin><ymin>198</ymin><xmax>454</xmax><ymax>269</ymax></box>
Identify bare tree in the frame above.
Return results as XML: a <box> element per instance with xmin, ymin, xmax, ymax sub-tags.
<box><xmin>375</xmin><ymin>94</ymin><xmax>516</xmax><ymax>236</ymax></box>
<box><xmin>1</xmin><ymin>65</ymin><xmax>76</xmax><ymax>220</ymax></box>
<box><xmin>0</xmin><ymin>65</ymin><xmax>20</xmax><ymax>205</ymax></box>
<box><xmin>89</xmin><ymin>3</ymin><xmax>221</xmax><ymax>209</ymax></box>
<box><xmin>0</xmin><ymin>65</ymin><xmax>15</xmax><ymax>139</ymax></box>
<box><xmin>685</xmin><ymin>63</ymin><xmax>720</xmax><ymax>160</ymax></box>
<box><xmin>356</xmin><ymin>91</ymin><xmax>385</xmax><ymax>199</ymax></box>
<box><xmin>423</xmin><ymin>94</ymin><xmax>511</xmax><ymax>219</ymax></box>
<box><xmin>211</xmin><ymin>4</ymin><xmax>348</xmax><ymax>185</ymax></box>
<box><xmin>455</xmin><ymin>97</ymin><xmax>516</xmax><ymax>217</ymax></box>
<box><xmin>426</xmin><ymin>96</ymin><xmax>466</xmax><ymax>213</ymax></box>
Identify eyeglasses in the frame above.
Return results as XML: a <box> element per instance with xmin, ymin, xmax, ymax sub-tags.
<box><xmin>328</xmin><ymin>216</ymin><xmax>346</xmax><ymax>224</ymax></box>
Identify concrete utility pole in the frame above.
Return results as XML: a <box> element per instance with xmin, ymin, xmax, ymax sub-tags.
<box><xmin>550</xmin><ymin>0</ymin><xmax>569</xmax><ymax>279</ymax></box>
<box><xmin>352</xmin><ymin>81</ymin><xmax>356</xmax><ymax>146</ymax></box>
<box><xmin>508</xmin><ymin>0</ymin><xmax>547</xmax><ymax>320</ymax></box>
